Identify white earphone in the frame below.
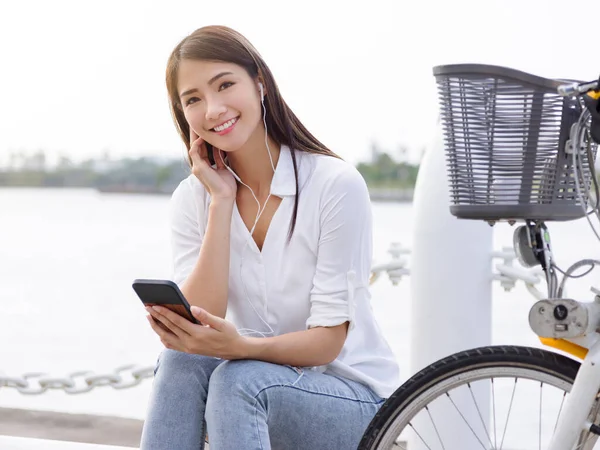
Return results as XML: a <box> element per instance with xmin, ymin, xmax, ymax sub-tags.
<box><xmin>220</xmin><ymin>82</ymin><xmax>265</xmax><ymax>184</ymax></box>
<box><xmin>216</xmin><ymin>79</ymin><xmax>275</xmax><ymax>338</ymax></box>
<box><xmin>228</xmin><ymin>165</ymin><xmax>242</xmax><ymax>183</ymax></box>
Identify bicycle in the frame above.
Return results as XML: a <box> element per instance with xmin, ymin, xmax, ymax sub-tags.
<box><xmin>358</xmin><ymin>64</ymin><xmax>600</xmax><ymax>450</ymax></box>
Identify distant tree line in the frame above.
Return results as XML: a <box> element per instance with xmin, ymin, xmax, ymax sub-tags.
<box><xmin>0</xmin><ymin>150</ymin><xmax>190</xmax><ymax>194</ymax></box>
<box><xmin>0</xmin><ymin>144</ymin><xmax>420</xmax><ymax>194</ymax></box>
<box><xmin>356</xmin><ymin>142</ymin><xmax>420</xmax><ymax>189</ymax></box>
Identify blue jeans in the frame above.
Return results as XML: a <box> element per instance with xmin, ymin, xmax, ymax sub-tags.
<box><xmin>140</xmin><ymin>349</ymin><xmax>385</xmax><ymax>449</ymax></box>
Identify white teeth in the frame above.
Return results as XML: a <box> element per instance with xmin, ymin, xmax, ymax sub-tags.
<box><xmin>214</xmin><ymin>117</ymin><xmax>237</xmax><ymax>132</ymax></box>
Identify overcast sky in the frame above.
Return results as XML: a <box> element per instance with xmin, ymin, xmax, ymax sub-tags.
<box><xmin>1</xmin><ymin>0</ymin><xmax>598</xmax><ymax>167</ymax></box>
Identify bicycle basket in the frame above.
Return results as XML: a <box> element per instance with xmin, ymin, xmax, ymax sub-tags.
<box><xmin>434</xmin><ymin>64</ymin><xmax>598</xmax><ymax>221</ymax></box>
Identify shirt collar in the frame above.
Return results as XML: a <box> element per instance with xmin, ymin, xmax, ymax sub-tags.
<box><xmin>270</xmin><ymin>144</ymin><xmax>297</xmax><ymax>197</ymax></box>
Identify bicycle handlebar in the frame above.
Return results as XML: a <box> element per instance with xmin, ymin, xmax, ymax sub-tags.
<box><xmin>558</xmin><ymin>79</ymin><xmax>600</xmax><ymax>97</ymax></box>
<box><xmin>558</xmin><ymin>76</ymin><xmax>600</xmax><ymax>144</ymax></box>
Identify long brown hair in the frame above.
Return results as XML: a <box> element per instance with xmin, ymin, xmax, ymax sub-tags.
<box><xmin>165</xmin><ymin>25</ymin><xmax>340</xmax><ymax>239</ymax></box>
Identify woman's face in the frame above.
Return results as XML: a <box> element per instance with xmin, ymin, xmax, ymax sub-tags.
<box><xmin>177</xmin><ymin>59</ymin><xmax>263</xmax><ymax>152</ymax></box>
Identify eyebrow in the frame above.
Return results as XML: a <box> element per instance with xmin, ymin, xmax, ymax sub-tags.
<box><xmin>179</xmin><ymin>72</ymin><xmax>234</xmax><ymax>99</ymax></box>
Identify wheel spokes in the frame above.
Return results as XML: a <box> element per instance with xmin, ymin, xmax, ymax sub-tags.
<box><xmin>386</xmin><ymin>377</ymin><xmax>572</xmax><ymax>450</ymax></box>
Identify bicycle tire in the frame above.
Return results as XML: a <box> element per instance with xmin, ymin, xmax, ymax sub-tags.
<box><xmin>358</xmin><ymin>345</ymin><xmax>586</xmax><ymax>449</ymax></box>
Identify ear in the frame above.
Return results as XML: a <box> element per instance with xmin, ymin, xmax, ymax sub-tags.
<box><xmin>256</xmin><ymin>76</ymin><xmax>267</xmax><ymax>97</ymax></box>
<box><xmin>258</xmin><ymin>83</ymin><xmax>265</xmax><ymax>101</ymax></box>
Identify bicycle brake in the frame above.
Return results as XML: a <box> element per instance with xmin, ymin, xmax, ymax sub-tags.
<box><xmin>584</xmin><ymin>89</ymin><xmax>600</xmax><ymax>144</ymax></box>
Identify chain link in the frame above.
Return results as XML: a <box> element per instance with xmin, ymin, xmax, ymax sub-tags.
<box><xmin>0</xmin><ymin>364</ymin><xmax>155</xmax><ymax>395</ymax></box>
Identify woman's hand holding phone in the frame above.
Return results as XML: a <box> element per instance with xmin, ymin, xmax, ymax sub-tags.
<box><xmin>189</xmin><ymin>129</ymin><xmax>237</xmax><ymax>202</ymax></box>
<box><xmin>146</xmin><ymin>304</ymin><xmax>248</xmax><ymax>360</ymax></box>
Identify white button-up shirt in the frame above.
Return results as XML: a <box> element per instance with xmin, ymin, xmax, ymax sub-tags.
<box><xmin>169</xmin><ymin>145</ymin><xmax>399</xmax><ymax>398</ymax></box>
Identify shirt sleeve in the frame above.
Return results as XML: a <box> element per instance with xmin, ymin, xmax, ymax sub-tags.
<box><xmin>305</xmin><ymin>167</ymin><xmax>373</xmax><ymax>332</ymax></box>
<box><xmin>169</xmin><ymin>178</ymin><xmax>206</xmax><ymax>288</ymax></box>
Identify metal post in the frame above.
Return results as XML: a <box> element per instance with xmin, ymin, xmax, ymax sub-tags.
<box><xmin>409</xmin><ymin>127</ymin><xmax>493</xmax><ymax>449</ymax></box>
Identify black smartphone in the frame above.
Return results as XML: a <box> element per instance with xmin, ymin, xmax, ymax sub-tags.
<box><xmin>132</xmin><ymin>279</ymin><xmax>200</xmax><ymax>325</ymax></box>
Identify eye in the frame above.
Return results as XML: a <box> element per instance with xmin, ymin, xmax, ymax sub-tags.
<box><xmin>219</xmin><ymin>81</ymin><xmax>234</xmax><ymax>91</ymax></box>
<box><xmin>185</xmin><ymin>97</ymin><xmax>201</xmax><ymax>107</ymax></box>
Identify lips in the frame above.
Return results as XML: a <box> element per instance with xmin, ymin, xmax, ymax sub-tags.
<box><xmin>211</xmin><ymin>116</ymin><xmax>239</xmax><ymax>133</ymax></box>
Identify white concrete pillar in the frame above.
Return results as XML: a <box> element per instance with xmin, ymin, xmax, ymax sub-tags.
<box><xmin>409</xmin><ymin>127</ymin><xmax>493</xmax><ymax>449</ymax></box>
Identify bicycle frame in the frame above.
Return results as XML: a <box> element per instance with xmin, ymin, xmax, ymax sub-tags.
<box><xmin>548</xmin><ymin>339</ymin><xmax>600</xmax><ymax>449</ymax></box>
<box><xmin>522</xmin><ymin>221</ymin><xmax>600</xmax><ymax>449</ymax></box>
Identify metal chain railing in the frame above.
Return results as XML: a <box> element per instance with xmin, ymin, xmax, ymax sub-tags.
<box><xmin>369</xmin><ymin>242</ymin><xmax>411</xmax><ymax>285</ymax></box>
<box><xmin>1</xmin><ymin>242</ymin><xmax>545</xmax><ymax>396</ymax></box>
<box><xmin>492</xmin><ymin>246</ymin><xmax>545</xmax><ymax>299</ymax></box>
<box><xmin>370</xmin><ymin>242</ymin><xmax>545</xmax><ymax>295</ymax></box>
<box><xmin>0</xmin><ymin>365</ymin><xmax>155</xmax><ymax>395</ymax></box>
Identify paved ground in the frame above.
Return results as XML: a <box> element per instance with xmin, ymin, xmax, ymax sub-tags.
<box><xmin>0</xmin><ymin>408</ymin><xmax>143</xmax><ymax>447</ymax></box>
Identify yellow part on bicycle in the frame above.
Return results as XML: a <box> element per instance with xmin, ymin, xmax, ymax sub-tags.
<box><xmin>539</xmin><ymin>337</ymin><xmax>589</xmax><ymax>359</ymax></box>
<box><xmin>588</xmin><ymin>89</ymin><xmax>600</xmax><ymax>100</ymax></box>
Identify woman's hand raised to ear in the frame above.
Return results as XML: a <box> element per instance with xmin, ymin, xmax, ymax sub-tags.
<box><xmin>189</xmin><ymin>129</ymin><xmax>237</xmax><ymax>202</ymax></box>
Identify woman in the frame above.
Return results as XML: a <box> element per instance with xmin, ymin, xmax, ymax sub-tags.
<box><xmin>140</xmin><ymin>25</ymin><xmax>399</xmax><ymax>450</ymax></box>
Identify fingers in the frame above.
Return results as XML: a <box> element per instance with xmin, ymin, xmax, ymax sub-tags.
<box><xmin>147</xmin><ymin>306</ymin><xmax>192</xmax><ymax>338</ymax></box>
<box><xmin>191</xmin><ymin>306</ymin><xmax>225</xmax><ymax>331</ymax></box>
<box><xmin>188</xmin><ymin>135</ymin><xmax>204</xmax><ymax>168</ymax></box>
<box><xmin>188</xmin><ymin>127</ymin><xmax>214</xmax><ymax>171</ymax></box>
<box><xmin>189</xmin><ymin>127</ymin><xmax>199</xmax><ymax>144</ymax></box>
<box><xmin>146</xmin><ymin>315</ymin><xmax>178</xmax><ymax>349</ymax></box>
<box><xmin>214</xmin><ymin>148</ymin><xmax>226</xmax><ymax>170</ymax></box>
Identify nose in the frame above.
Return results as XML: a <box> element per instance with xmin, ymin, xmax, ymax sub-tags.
<box><xmin>205</xmin><ymin>96</ymin><xmax>227</xmax><ymax>122</ymax></box>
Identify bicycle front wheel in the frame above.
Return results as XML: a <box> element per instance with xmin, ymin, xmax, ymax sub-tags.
<box><xmin>359</xmin><ymin>346</ymin><xmax>600</xmax><ymax>450</ymax></box>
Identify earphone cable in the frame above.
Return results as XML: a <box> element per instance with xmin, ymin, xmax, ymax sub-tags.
<box><xmin>216</xmin><ymin>87</ymin><xmax>276</xmax><ymax>337</ymax></box>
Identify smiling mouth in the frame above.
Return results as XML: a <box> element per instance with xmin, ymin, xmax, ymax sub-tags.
<box><xmin>211</xmin><ymin>116</ymin><xmax>239</xmax><ymax>132</ymax></box>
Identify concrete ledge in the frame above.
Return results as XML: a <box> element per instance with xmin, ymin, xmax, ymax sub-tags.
<box><xmin>0</xmin><ymin>435</ymin><xmax>136</xmax><ymax>449</ymax></box>
<box><xmin>0</xmin><ymin>408</ymin><xmax>142</xmax><ymax>447</ymax></box>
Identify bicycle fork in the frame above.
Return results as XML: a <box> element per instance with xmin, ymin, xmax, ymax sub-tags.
<box><xmin>548</xmin><ymin>339</ymin><xmax>600</xmax><ymax>450</ymax></box>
